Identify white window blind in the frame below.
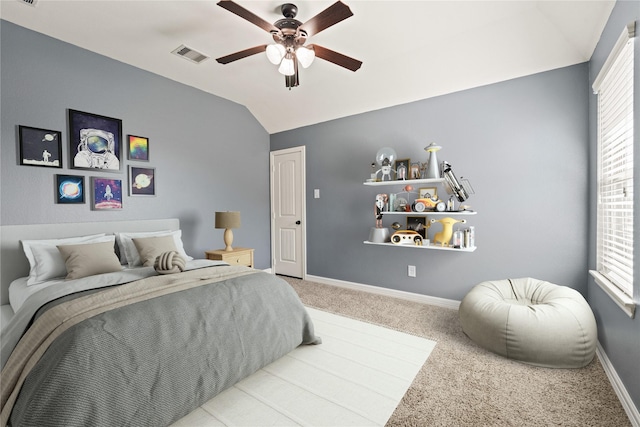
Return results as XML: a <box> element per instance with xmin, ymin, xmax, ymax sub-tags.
<box><xmin>592</xmin><ymin>22</ymin><xmax>635</xmax><ymax>310</ymax></box>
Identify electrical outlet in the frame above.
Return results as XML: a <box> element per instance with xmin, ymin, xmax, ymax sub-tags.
<box><xmin>314</xmin><ymin>189</ymin><xmax>320</xmax><ymax>199</ymax></box>
<box><xmin>408</xmin><ymin>265</ymin><xmax>416</xmax><ymax>277</ymax></box>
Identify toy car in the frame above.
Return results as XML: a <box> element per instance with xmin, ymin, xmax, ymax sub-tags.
<box><xmin>391</xmin><ymin>230</ymin><xmax>423</xmax><ymax>245</ymax></box>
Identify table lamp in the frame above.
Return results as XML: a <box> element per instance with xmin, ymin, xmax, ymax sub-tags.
<box><xmin>215</xmin><ymin>211</ymin><xmax>241</xmax><ymax>251</ymax></box>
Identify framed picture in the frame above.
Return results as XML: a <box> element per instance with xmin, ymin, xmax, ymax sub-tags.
<box><xmin>68</xmin><ymin>109</ymin><xmax>122</xmax><ymax>172</ymax></box>
<box><xmin>55</xmin><ymin>174</ymin><xmax>85</xmax><ymax>204</ymax></box>
<box><xmin>395</xmin><ymin>158</ymin><xmax>410</xmax><ymax>180</ymax></box>
<box><xmin>91</xmin><ymin>177</ymin><xmax>123</xmax><ymax>210</ymax></box>
<box><xmin>19</xmin><ymin>126</ymin><xmax>62</xmax><ymax>168</ymax></box>
<box><xmin>128</xmin><ymin>135</ymin><xmax>149</xmax><ymax>161</ymax></box>
<box><xmin>129</xmin><ymin>166</ymin><xmax>155</xmax><ymax>196</ymax></box>
<box><xmin>419</xmin><ymin>187</ymin><xmax>438</xmax><ymax>199</ymax></box>
<box><xmin>407</xmin><ymin>216</ymin><xmax>428</xmax><ymax>238</ymax></box>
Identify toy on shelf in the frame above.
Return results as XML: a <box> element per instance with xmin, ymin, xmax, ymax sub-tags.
<box><xmin>430</xmin><ymin>217</ymin><xmax>467</xmax><ymax>247</ymax></box>
<box><xmin>423</xmin><ymin>143</ymin><xmax>442</xmax><ymax>179</ymax></box>
<box><xmin>374</xmin><ymin>193</ymin><xmax>388</xmax><ymax>228</ymax></box>
<box><xmin>373</xmin><ymin>147</ymin><xmax>397</xmax><ymax>181</ymax></box>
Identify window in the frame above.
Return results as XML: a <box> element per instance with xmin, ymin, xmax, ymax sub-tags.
<box><xmin>591</xmin><ymin>22</ymin><xmax>636</xmax><ymax>318</ymax></box>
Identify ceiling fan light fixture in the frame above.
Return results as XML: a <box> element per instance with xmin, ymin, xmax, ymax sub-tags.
<box><xmin>266</xmin><ymin>43</ymin><xmax>286</xmax><ymax>65</ymax></box>
<box><xmin>296</xmin><ymin>46</ymin><xmax>315</xmax><ymax>68</ymax></box>
<box><xmin>278</xmin><ymin>55</ymin><xmax>296</xmax><ymax>76</ymax></box>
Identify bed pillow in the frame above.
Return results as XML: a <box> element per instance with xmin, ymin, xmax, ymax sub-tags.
<box><xmin>115</xmin><ymin>230</ymin><xmax>192</xmax><ymax>267</ymax></box>
<box><xmin>57</xmin><ymin>239</ymin><xmax>123</xmax><ymax>280</ymax></box>
<box><xmin>154</xmin><ymin>251</ymin><xmax>186</xmax><ymax>275</ymax></box>
<box><xmin>132</xmin><ymin>235</ymin><xmax>179</xmax><ymax>267</ymax></box>
<box><xmin>21</xmin><ymin>233</ymin><xmax>108</xmax><ymax>285</ymax></box>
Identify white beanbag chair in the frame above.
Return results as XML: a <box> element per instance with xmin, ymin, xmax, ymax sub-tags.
<box><xmin>459</xmin><ymin>278</ymin><xmax>597</xmax><ymax>368</ymax></box>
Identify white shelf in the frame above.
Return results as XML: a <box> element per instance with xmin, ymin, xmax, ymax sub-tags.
<box><xmin>363</xmin><ymin>178</ymin><xmax>444</xmax><ymax>186</ymax></box>
<box><xmin>363</xmin><ymin>241</ymin><xmax>477</xmax><ymax>252</ymax></box>
<box><xmin>381</xmin><ymin>211</ymin><xmax>476</xmax><ymax>216</ymax></box>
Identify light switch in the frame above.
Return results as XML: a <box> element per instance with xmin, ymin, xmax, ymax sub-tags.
<box><xmin>314</xmin><ymin>189</ymin><xmax>320</xmax><ymax>199</ymax></box>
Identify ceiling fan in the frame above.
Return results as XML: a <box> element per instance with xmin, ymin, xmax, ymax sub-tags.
<box><xmin>216</xmin><ymin>0</ymin><xmax>362</xmax><ymax>89</ymax></box>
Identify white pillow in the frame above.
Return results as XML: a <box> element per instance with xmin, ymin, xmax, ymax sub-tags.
<box><xmin>115</xmin><ymin>230</ymin><xmax>192</xmax><ymax>267</ymax></box>
<box><xmin>21</xmin><ymin>233</ymin><xmax>108</xmax><ymax>285</ymax></box>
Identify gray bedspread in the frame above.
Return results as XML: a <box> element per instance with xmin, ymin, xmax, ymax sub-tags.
<box><xmin>3</xmin><ymin>265</ymin><xmax>320</xmax><ymax>427</ymax></box>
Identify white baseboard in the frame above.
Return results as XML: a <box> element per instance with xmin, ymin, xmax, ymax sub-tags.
<box><xmin>304</xmin><ymin>274</ymin><xmax>460</xmax><ymax>310</ymax></box>
<box><xmin>596</xmin><ymin>343</ymin><xmax>640</xmax><ymax>427</ymax></box>
<box><xmin>300</xmin><ymin>274</ymin><xmax>638</xmax><ymax>425</ymax></box>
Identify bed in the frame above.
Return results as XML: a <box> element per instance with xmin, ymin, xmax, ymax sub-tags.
<box><xmin>0</xmin><ymin>219</ymin><xmax>319</xmax><ymax>427</ymax></box>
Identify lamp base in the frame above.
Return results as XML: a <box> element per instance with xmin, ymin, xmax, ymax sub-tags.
<box><xmin>224</xmin><ymin>228</ymin><xmax>234</xmax><ymax>251</ymax></box>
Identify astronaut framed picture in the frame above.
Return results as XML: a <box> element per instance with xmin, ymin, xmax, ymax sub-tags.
<box><xmin>19</xmin><ymin>125</ymin><xmax>63</xmax><ymax>168</ymax></box>
<box><xmin>68</xmin><ymin>109</ymin><xmax>122</xmax><ymax>172</ymax></box>
<box><xmin>91</xmin><ymin>177</ymin><xmax>123</xmax><ymax>210</ymax></box>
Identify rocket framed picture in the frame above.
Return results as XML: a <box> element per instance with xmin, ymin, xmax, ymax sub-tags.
<box><xmin>91</xmin><ymin>177</ymin><xmax>123</xmax><ymax>210</ymax></box>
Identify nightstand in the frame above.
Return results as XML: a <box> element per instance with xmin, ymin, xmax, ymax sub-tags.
<box><xmin>205</xmin><ymin>247</ymin><xmax>254</xmax><ymax>268</ymax></box>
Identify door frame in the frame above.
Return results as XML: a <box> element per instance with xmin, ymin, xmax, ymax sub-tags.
<box><xmin>270</xmin><ymin>145</ymin><xmax>307</xmax><ymax>278</ymax></box>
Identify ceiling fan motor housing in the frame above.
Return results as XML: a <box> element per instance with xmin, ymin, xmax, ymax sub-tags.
<box><xmin>281</xmin><ymin>3</ymin><xmax>298</xmax><ymax>19</ymax></box>
<box><xmin>273</xmin><ymin>3</ymin><xmax>307</xmax><ymax>49</ymax></box>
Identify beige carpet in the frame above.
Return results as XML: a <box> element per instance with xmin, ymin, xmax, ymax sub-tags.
<box><xmin>282</xmin><ymin>276</ymin><xmax>632</xmax><ymax>427</ymax></box>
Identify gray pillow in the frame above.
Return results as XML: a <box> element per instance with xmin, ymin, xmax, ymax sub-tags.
<box><xmin>57</xmin><ymin>240</ymin><xmax>123</xmax><ymax>280</ymax></box>
<box><xmin>132</xmin><ymin>235</ymin><xmax>179</xmax><ymax>267</ymax></box>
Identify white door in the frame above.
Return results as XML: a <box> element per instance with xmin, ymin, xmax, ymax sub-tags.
<box><xmin>270</xmin><ymin>146</ymin><xmax>306</xmax><ymax>278</ymax></box>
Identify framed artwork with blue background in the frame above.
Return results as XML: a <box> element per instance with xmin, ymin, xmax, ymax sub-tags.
<box><xmin>55</xmin><ymin>174</ymin><xmax>85</xmax><ymax>204</ymax></box>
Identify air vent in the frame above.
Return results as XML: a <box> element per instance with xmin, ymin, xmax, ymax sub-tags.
<box><xmin>18</xmin><ymin>0</ymin><xmax>38</xmax><ymax>6</ymax></box>
<box><xmin>171</xmin><ymin>45</ymin><xmax>209</xmax><ymax>64</ymax></box>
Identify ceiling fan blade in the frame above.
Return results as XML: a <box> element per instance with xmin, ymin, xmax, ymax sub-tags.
<box><xmin>217</xmin><ymin>0</ymin><xmax>279</xmax><ymax>33</ymax></box>
<box><xmin>309</xmin><ymin>45</ymin><xmax>362</xmax><ymax>72</ymax></box>
<box><xmin>216</xmin><ymin>45</ymin><xmax>268</xmax><ymax>64</ymax></box>
<box><xmin>299</xmin><ymin>1</ymin><xmax>353</xmax><ymax>37</ymax></box>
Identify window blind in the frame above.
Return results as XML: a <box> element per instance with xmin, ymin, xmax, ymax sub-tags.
<box><xmin>593</xmin><ymin>23</ymin><xmax>635</xmax><ymax>298</ymax></box>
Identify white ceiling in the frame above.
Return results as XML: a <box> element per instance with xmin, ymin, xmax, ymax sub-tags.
<box><xmin>0</xmin><ymin>0</ymin><xmax>615</xmax><ymax>134</ymax></box>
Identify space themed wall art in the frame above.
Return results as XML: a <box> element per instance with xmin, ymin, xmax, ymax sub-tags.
<box><xmin>55</xmin><ymin>175</ymin><xmax>85</xmax><ymax>204</ymax></box>
<box><xmin>68</xmin><ymin>109</ymin><xmax>122</xmax><ymax>172</ymax></box>
<box><xmin>91</xmin><ymin>177</ymin><xmax>123</xmax><ymax>210</ymax></box>
<box><xmin>19</xmin><ymin>126</ymin><xmax>63</xmax><ymax>168</ymax></box>
<box><xmin>129</xmin><ymin>166</ymin><xmax>155</xmax><ymax>196</ymax></box>
<box><xmin>128</xmin><ymin>135</ymin><xmax>149</xmax><ymax>161</ymax></box>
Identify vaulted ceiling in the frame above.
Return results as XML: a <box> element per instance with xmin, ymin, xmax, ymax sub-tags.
<box><xmin>1</xmin><ymin>0</ymin><xmax>615</xmax><ymax>133</ymax></box>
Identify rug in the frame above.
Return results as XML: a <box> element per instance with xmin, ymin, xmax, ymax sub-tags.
<box><xmin>171</xmin><ymin>307</ymin><xmax>436</xmax><ymax>426</ymax></box>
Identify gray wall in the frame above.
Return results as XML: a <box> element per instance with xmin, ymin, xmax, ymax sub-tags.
<box><xmin>587</xmin><ymin>0</ymin><xmax>640</xmax><ymax>413</ymax></box>
<box><xmin>0</xmin><ymin>21</ymin><xmax>271</xmax><ymax>270</ymax></box>
<box><xmin>271</xmin><ymin>63</ymin><xmax>590</xmax><ymax>301</ymax></box>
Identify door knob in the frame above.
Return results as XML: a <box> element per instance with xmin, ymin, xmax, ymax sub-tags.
<box><xmin>296</xmin><ymin>220</ymin><xmax>301</xmax><ymax>225</ymax></box>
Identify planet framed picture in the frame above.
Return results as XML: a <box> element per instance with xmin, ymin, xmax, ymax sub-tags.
<box><xmin>128</xmin><ymin>166</ymin><xmax>155</xmax><ymax>196</ymax></box>
<box><xmin>91</xmin><ymin>177</ymin><xmax>123</xmax><ymax>210</ymax></box>
<box><xmin>55</xmin><ymin>174</ymin><xmax>85</xmax><ymax>204</ymax></box>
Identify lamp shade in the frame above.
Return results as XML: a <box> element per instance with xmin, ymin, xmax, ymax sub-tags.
<box><xmin>296</xmin><ymin>46</ymin><xmax>315</xmax><ymax>68</ymax></box>
<box><xmin>266</xmin><ymin>44</ymin><xmax>286</xmax><ymax>65</ymax></box>
<box><xmin>215</xmin><ymin>211</ymin><xmax>241</xmax><ymax>229</ymax></box>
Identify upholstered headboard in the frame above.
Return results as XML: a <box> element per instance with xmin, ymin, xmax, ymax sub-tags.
<box><xmin>0</xmin><ymin>218</ymin><xmax>180</xmax><ymax>306</ymax></box>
